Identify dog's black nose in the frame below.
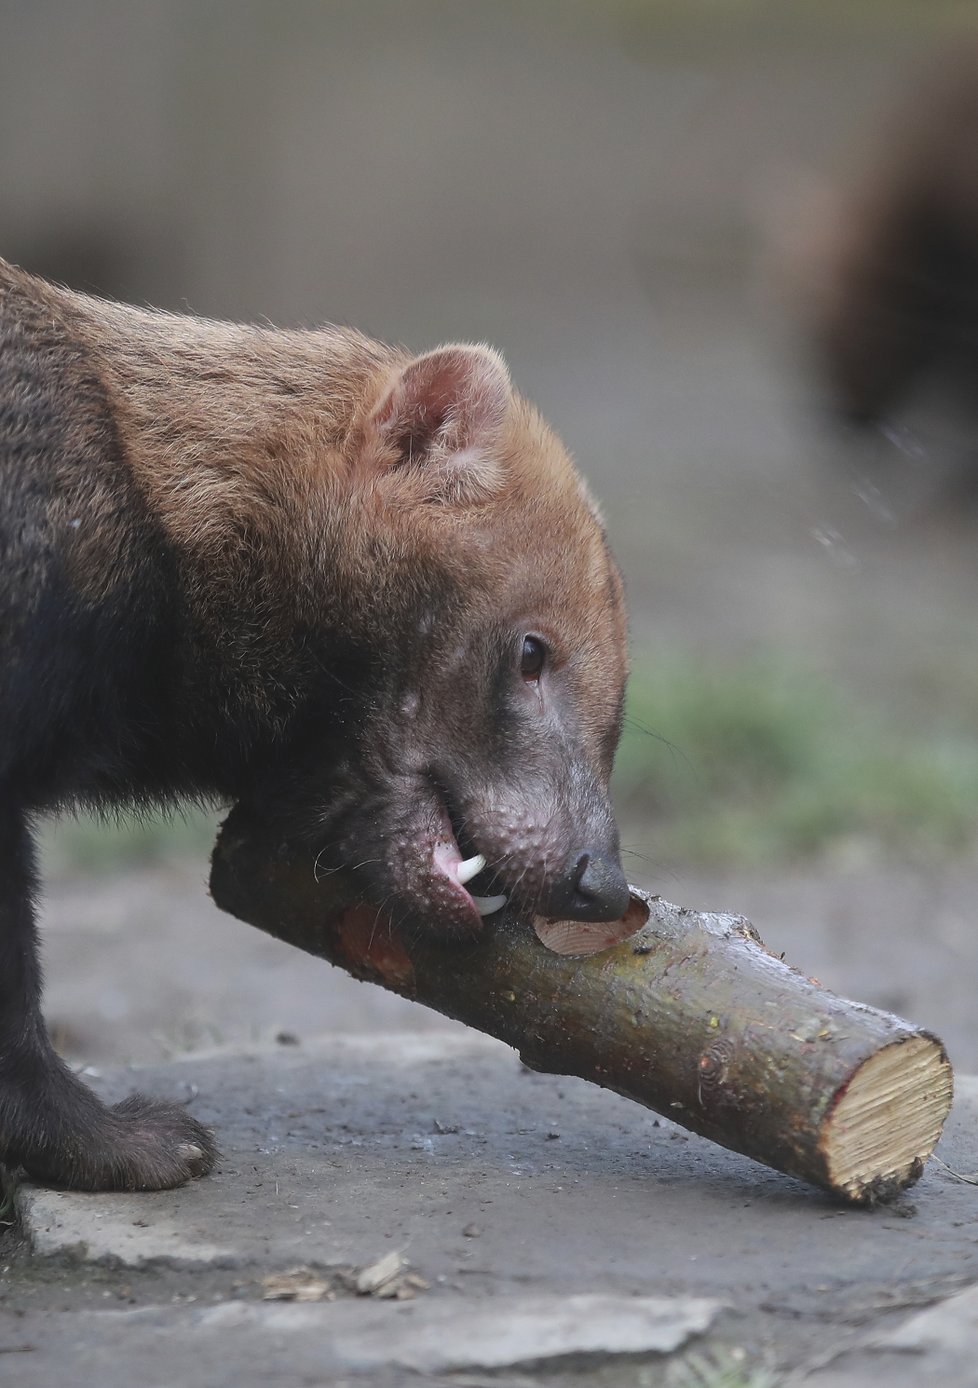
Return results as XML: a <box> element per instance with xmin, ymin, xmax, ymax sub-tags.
<box><xmin>545</xmin><ymin>850</ymin><xmax>630</xmax><ymax>923</ymax></box>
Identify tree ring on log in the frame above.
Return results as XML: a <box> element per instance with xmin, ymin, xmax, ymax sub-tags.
<box><xmin>822</xmin><ymin>1034</ymin><xmax>953</xmax><ymax>1201</ymax></box>
<box><xmin>533</xmin><ymin>895</ymin><xmax>650</xmax><ymax>956</ymax></box>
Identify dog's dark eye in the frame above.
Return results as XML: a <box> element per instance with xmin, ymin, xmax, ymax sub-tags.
<box><xmin>520</xmin><ymin>636</ymin><xmax>546</xmax><ymax>682</ymax></box>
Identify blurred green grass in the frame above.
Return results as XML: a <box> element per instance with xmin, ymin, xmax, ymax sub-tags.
<box><xmin>39</xmin><ymin>648</ymin><xmax>978</xmax><ymax>878</ymax></box>
<box><xmin>40</xmin><ymin>806</ymin><xmax>223</xmax><ymax>878</ymax></box>
<box><xmin>615</xmin><ymin>654</ymin><xmax>978</xmax><ymax>868</ymax></box>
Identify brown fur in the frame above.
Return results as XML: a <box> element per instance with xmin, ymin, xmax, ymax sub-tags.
<box><xmin>27</xmin><ymin>265</ymin><xmax>624</xmax><ymax>739</ymax></box>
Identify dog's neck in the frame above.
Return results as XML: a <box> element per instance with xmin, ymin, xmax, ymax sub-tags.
<box><xmin>0</xmin><ymin>259</ymin><xmax>396</xmax><ymax>491</ymax></box>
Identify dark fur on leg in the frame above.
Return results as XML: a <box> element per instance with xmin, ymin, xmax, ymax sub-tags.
<box><xmin>1</xmin><ymin>1066</ymin><xmax>217</xmax><ymax>1193</ymax></box>
<box><xmin>0</xmin><ymin>809</ymin><xmax>215</xmax><ymax>1192</ymax></box>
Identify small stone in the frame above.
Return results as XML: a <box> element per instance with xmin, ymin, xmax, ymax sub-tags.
<box><xmin>462</xmin><ymin>1223</ymin><xmax>482</xmax><ymax>1238</ymax></box>
<box><xmin>355</xmin><ymin>1249</ymin><xmax>407</xmax><ymax>1296</ymax></box>
<box><xmin>262</xmin><ymin>1267</ymin><xmax>334</xmax><ymax>1303</ymax></box>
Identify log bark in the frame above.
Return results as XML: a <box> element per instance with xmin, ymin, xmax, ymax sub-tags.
<box><xmin>209</xmin><ymin>807</ymin><xmax>952</xmax><ymax>1204</ymax></box>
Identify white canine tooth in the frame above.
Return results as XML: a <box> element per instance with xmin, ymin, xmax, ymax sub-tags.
<box><xmin>456</xmin><ymin>853</ymin><xmax>487</xmax><ymax>886</ymax></box>
<box><xmin>472</xmin><ymin>893</ymin><xmax>508</xmax><ymax>917</ymax></box>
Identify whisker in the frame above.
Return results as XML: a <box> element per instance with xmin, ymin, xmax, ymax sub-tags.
<box><xmin>367</xmin><ymin>894</ymin><xmax>396</xmax><ymax>952</ymax></box>
<box><xmin>621</xmin><ymin>719</ymin><xmax>693</xmax><ymax>775</ymax></box>
<box><xmin>620</xmin><ymin>846</ymin><xmax>655</xmax><ymax>864</ymax></box>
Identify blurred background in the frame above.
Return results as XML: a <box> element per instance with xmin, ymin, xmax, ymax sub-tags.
<box><xmin>10</xmin><ymin>0</ymin><xmax>978</xmax><ymax>1068</ymax></box>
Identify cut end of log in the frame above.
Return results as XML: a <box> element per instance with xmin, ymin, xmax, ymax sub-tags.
<box><xmin>533</xmin><ymin>896</ymin><xmax>651</xmax><ymax>957</ymax></box>
<box><xmin>822</xmin><ymin>1034</ymin><xmax>953</xmax><ymax>1203</ymax></box>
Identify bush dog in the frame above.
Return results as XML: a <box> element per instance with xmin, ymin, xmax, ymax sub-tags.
<box><xmin>0</xmin><ymin>258</ymin><xmax>630</xmax><ymax>1191</ymax></box>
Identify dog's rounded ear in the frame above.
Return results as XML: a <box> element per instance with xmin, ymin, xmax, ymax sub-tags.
<box><xmin>365</xmin><ymin>344</ymin><xmax>511</xmax><ymax>502</ymax></box>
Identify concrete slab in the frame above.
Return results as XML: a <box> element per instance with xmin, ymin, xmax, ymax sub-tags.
<box><xmin>806</xmin><ymin>1279</ymin><xmax>978</xmax><ymax>1386</ymax></box>
<box><xmin>8</xmin><ymin>1036</ymin><xmax>978</xmax><ymax>1386</ymax></box>
<box><xmin>21</xmin><ymin>1191</ymin><xmax>236</xmax><ymax>1267</ymax></box>
<box><xmin>881</xmin><ymin>1281</ymin><xmax>978</xmax><ymax>1354</ymax></box>
<box><xmin>0</xmin><ymin>1294</ymin><xmax>723</xmax><ymax>1388</ymax></box>
<box><xmin>14</xmin><ymin>1036</ymin><xmax>978</xmax><ymax>1298</ymax></box>
<box><xmin>168</xmin><ymin>1293</ymin><xmax>722</xmax><ymax>1372</ymax></box>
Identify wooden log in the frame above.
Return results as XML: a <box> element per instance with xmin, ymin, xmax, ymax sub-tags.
<box><xmin>209</xmin><ymin>807</ymin><xmax>952</xmax><ymax>1204</ymax></box>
